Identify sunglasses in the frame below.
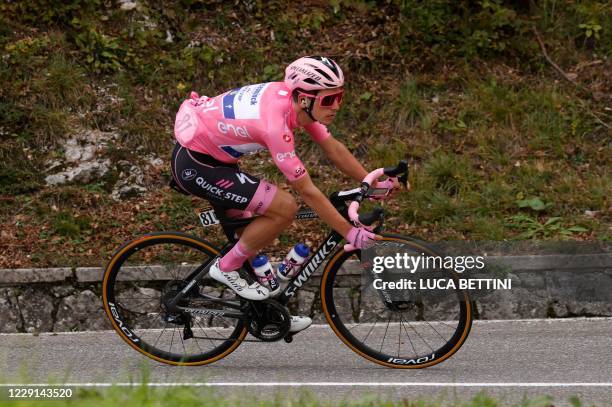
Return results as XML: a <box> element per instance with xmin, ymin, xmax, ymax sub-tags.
<box><xmin>300</xmin><ymin>90</ymin><xmax>344</xmax><ymax>107</ymax></box>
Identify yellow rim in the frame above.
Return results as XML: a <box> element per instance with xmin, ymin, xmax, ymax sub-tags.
<box><xmin>102</xmin><ymin>233</ymin><xmax>247</xmax><ymax>366</ymax></box>
<box><xmin>320</xmin><ymin>236</ymin><xmax>472</xmax><ymax>369</ymax></box>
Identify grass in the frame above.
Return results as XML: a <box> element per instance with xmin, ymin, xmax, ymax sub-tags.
<box><xmin>0</xmin><ymin>385</ymin><xmax>596</xmax><ymax>407</ymax></box>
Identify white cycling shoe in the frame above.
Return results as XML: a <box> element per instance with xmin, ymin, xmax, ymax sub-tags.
<box><xmin>209</xmin><ymin>259</ymin><xmax>269</xmax><ymax>301</ymax></box>
<box><xmin>289</xmin><ymin>316</ymin><xmax>312</xmax><ymax>333</ymax></box>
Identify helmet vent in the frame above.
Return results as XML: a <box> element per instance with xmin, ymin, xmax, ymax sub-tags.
<box><xmin>303</xmin><ymin>78</ymin><xmax>321</xmax><ymax>86</ymax></box>
<box><xmin>314</xmin><ymin>68</ymin><xmax>333</xmax><ymax>81</ymax></box>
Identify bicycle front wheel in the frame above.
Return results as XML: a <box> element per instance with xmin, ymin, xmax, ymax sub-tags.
<box><xmin>321</xmin><ymin>234</ymin><xmax>472</xmax><ymax>368</ymax></box>
<box><xmin>102</xmin><ymin>231</ymin><xmax>247</xmax><ymax>366</ymax></box>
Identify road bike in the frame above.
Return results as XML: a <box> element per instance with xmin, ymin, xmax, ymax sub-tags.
<box><xmin>102</xmin><ymin>161</ymin><xmax>473</xmax><ymax>368</ymax></box>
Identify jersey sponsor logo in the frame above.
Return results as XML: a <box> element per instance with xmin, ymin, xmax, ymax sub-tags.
<box><xmin>181</xmin><ymin>168</ymin><xmax>197</xmax><ymax>181</ymax></box>
<box><xmin>195</xmin><ymin>177</ymin><xmax>248</xmax><ymax>203</ymax></box>
<box><xmin>220</xmin><ymin>143</ymin><xmax>265</xmax><ymax>159</ymax></box>
<box><xmin>276</xmin><ymin>150</ymin><xmax>296</xmax><ymax>162</ymax></box>
<box><xmin>222</xmin><ymin>83</ymin><xmax>270</xmax><ymax>120</ymax></box>
<box><xmin>294</xmin><ymin>167</ymin><xmax>306</xmax><ymax>178</ymax></box>
<box><xmin>236</xmin><ymin>173</ymin><xmax>257</xmax><ymax>185</ymax></box>
<box><xmin>217</xmin><ymin>121</ymin><xmax>251</xmax><ymax>139</ymax></box>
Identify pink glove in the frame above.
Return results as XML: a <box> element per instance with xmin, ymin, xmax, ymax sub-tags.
<box><xmin>370</xmin><ymin>177</ymin><xmax>398</xmax><ymax>201</ymax></box>
<box><xmin>344</xmin><ymin>226</ymin><xmax>378</xmax><ymax>251</ymax></box>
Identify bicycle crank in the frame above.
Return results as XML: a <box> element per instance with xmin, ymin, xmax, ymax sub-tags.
<box><xmin>244</xmin><ymin>299</ymin><xmax>291</xmax><ymax>342</ymax></box>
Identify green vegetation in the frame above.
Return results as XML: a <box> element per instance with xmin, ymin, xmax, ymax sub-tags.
<box><xmin>0</xmin><ymin>386</ymin><xmax>596</xmax><ymax>407</ymax></box>
<box><xmin>0</xmin><ymin>0</ymin><xmax>610</xmax><ymax>267</ymax></box>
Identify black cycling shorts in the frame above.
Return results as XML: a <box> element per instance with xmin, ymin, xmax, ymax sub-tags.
<box><xmin>170</xmin><ymin>143</ymin><xmax>277</xmax><ymax>215</ymax></box>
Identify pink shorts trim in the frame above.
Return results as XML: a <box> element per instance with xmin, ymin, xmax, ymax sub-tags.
<box><xmin>225</xmin><ymin>209</ymin><xmax>254</xmax><ymax>219</ymax></box>
<box><xmin>245</xmin><ymin>181</ymin><xmax>277</xmax><ymax>215</ymax></box>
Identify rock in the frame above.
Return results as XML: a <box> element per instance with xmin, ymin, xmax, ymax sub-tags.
<box><xmin>64</xmin><ymin>138</ymin><xmax>96</xmax><ymax>163</ymax></box>
<box><xmin>119</xmin><ymin>0</ymin><xmax>137</xmax><ymax>11</ymax></box>
<box><xmin>111</xmin><ymin>184</ymin><xmax>147</xmax><ymax>201</ymax></box>
<box><xmin>147</xmin><ymin>156</ymin><xmax>164</xmax><ymax>167</ymax></box>
<box><xmin>44</xmin><ymin>128</ymin><xmax>116</xmax><ymax>186</ymax></box>
<box><xmin>111</xmin><ymin>165</ymin><xmax>147</xmax><ymax>201</ymax></box>
<box><xmin>45</xmin><ymin>159</ymin><xmax>111</xmax><ymax>185</ymax></box>
<box><xmin>45</xmin><ymin>160</ymin><xmax>63</xmax><ymax>172</ymax></box>
<box><xmin>54</xmin><ymin>290</ymin><xmax>111</xmax><ymax>332</ymax></box>
<box><xmin>51</xmin><ymin>286</ymin><xmax>75</xmax><ymax>298</ymax></box>
<box><xmin>44</xmin><ymin>173</ymin><xmax>68</xmax><ymax>186</ymax></box>
<box><xmin>16</xmin><ymin>288</ymin><xmax>55</xmax><ymax>333</ymax></box>
<box><xmin>0</xmin><ymin>289</ymin><xmax>23</xmax><ymax>333</ymax></box>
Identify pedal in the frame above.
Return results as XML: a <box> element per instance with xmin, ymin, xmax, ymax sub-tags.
<box><xmin>283</xmin><ymin>334</ymin><xmax>293</xmax><ymax>343</ymax></box>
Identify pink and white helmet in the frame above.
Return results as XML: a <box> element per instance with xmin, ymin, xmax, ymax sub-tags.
<box><xmin>284</xmin><ymin>56</ymin><xmax>344</xmax><ymax>92</ymax></box>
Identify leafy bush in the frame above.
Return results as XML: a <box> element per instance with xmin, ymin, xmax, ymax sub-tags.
<box><xmin>7</xmin><ymin>0</ymin><xmax>103</xmax><ymax>27</ymax></box>
<box><xmin>397</xmin><ymin>0</ymin><xmax>525</xmax><ymax>59</ymax></box>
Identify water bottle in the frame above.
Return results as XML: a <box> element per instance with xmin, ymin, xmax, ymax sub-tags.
<box><xmin>251</xmin><ymin>255</ymin><xmax>280</xmax><ymax>296</ymax></box>
<box><xmin>277</xmin><ymin>243</ymin><xmax>310</xmax><ymax>281</ymax></box>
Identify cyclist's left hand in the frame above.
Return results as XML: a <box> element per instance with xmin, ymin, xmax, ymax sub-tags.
<box><xmin>371</xmin><ymin>177</ymin><xmax>404</xmax><ymax>200</ymax></box>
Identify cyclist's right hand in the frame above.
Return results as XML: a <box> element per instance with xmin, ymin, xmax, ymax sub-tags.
<box><xmin>344</xmin><ymin>226</ymin><xmax>379</xmax><ymax>250</ymax></box>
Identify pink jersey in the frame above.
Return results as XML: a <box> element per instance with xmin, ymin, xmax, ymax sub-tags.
<box><xmin>174</xmin><ymin>82</ymin><xmax>331</xmax><ymax>181</ymax></box>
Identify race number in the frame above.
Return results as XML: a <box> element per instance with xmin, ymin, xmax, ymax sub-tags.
<box><xmin>198</xmin><ymin>209</ymin><xmax>220</xmax><ymax>227</ymax></box>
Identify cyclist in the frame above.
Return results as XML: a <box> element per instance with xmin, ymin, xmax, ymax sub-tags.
<box><xmin>171</xmin><ymin>56</ymin><xmax>399</xmax><ymax>333</ymax></box>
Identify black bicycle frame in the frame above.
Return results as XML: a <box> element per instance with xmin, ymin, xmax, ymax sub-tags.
<box><xmin>168</xmin><ymin>193</ymin><xmax>384</xmax><ymax>317</ymax></box>
<box><xmin>212</xmin><ymin>208</ymin><xmax>346</xmax><ymax>306</ymax></box>
<box><xmin>167</xmin><ymin>208</ymin><xmax>346</xmax><ymax>314</ymax></box>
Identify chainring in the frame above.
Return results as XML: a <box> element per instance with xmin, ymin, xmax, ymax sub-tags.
<box><xmin>245</xmin><ymin>299</ymin><xmax>291</xmax><ymax>342</ymax></box>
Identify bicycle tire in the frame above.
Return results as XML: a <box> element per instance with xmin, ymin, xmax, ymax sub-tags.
<box><xmin>321</xmin><ymin>234</ymin><xmax>472</xmax><ymax>368</ymax></box>
<box><xmin>102</xmin><ymin>231</ymin><xmax>247</xmax><ymax>366</ymax></box>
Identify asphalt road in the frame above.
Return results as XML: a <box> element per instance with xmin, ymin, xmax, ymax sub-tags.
<box><xmin>1</xmin><ymin>318</ymin><xmax>611</xmax><ymax>406</ymax></box>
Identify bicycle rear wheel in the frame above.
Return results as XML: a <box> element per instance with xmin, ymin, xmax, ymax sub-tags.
<box><xmin>321</xmin><ymin>234</ymin><xmax>472</xmax><ymax>368</ymax></box>
<box><xmin>102</xmin><ymin>232</ymin><xmax>247</xmax><ymax>366</ymax></box>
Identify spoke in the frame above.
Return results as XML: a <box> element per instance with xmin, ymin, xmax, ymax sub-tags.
<box><xmin>397</xmin><ymin>314</ymin><xmax>402</xmax><ymax>358</ymax></box>
<box><xmin>170</xmin><ymin>327</ymin><xmax>176</xmax><ymax>353</ymax></box>
<box><xmin>194</xmin><ymin>318</ymin><xmax>217</xmax><ymax>350</ymax></box>
<box><xmin>191</xmin><ymin>327</ymin><xmax>206</xmax><ymax>355</ymax></box>
<box><xmin>348</xmin><ymin>313</ymin><xmax>383</xmax><ymax>331</ymax></box>
<box><xmin>179</xmin><ymin>327</ymin><xmax>187</xmax><ymax>357</ymax></box>
<box><xmin>404</xmin><ymin>320</ymin><xmax>435</xmax><ymax>353</ymax></box>
<box><xmin>209</xmin><ymin>318</ymin><xmax>234</xmax><ymax>340</ymax></box>
<box><xmin>168</xmin><ymin>264</ymin><xmax>183</xmax><ymax>281</ymax></box>
<box><xmin>361</xmin><ymin>316</ymin><xmax>378</xmax><ymax>344</ymax></box>
<box><xmin>153</xmin><ymin>325</ymin><xmax>169</xmax><ymax>349</ymax></box>
<box><xmin>379</xmin><ymin>313</ymin><xmax>392</xmax><ymax>353</ymax></box>
<box><xmin>439</xmin><ymin>320</ymin><xmax>460</xmax><ymax>330</ymax></box>
<box><xmin>424</xmin><ymin>320</ymin><xmax>450</xmax><ymax>343</ymax></box>
<box><xmin>400</xmin><ymin>317</ymin><xmax>419</xmax><ymax>358</ymax></box>
<box><xmin>140</xmin><ymin>265</ymin><xmax>159</xmax><ymax>283</ymax></box>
